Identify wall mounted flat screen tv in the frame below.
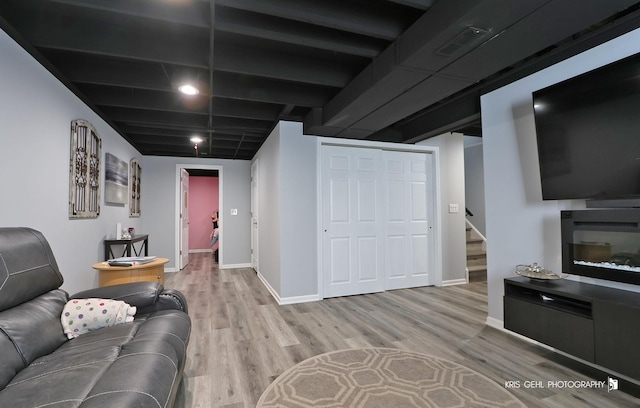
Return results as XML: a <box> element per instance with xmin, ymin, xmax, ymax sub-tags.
<box><xmin>532</xmin><ymin>51</ymin><xmax>640</xmax><ymax>202</ymax></box>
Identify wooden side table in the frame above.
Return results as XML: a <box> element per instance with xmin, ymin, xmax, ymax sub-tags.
<box><xmin>92</xmin><ymin>257</ymin><xmax>169</xmax><ymax>287</ymax></box>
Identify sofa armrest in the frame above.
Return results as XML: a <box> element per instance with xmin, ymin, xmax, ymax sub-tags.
<box><xmin>70</xmin><ymin>282</ymin><xmax>188</xmax><ymax>315</ymax></box>
<box><xmin>137</xmin><ymin>289</ymin><xmax>189</xmax><ymax>315</ymax></box>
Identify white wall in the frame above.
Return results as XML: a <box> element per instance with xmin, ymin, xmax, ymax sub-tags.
<box><xmin>418</xmin><ymin>133</ymin><xmax>467</xmax><ymax>283</ymax></box>
<box><xmin>464</xmin><ymin>138</ymin><xmax>486</xmax><ymax>236</ymax></box>
<box><xmin>0</xmin><ymin>29</ymin><xmax>141</xmax><ymax>295</ymax></box>
<box><xmin>252</xmin><ymin>122</ymin><xmax>318</xmax><ymax>301</ymax></box>
<box><xmin>141</xmin><ymin>156</ymin><xmax>251</xmax><ymax>270</ymax></box>
<box><xmin>253</xmin><ymin>124</ymin><xmax>282</xmax><ymax>295</ymax></box>
<box><xmin>279</xmin><ymin>123</ymin><xmax>318</xmax><ymax>298</ymax></box>
<box><xmin>482</xmin><ymin>27</ymin><xmax>640</xmax><ymax>324</ymax></box>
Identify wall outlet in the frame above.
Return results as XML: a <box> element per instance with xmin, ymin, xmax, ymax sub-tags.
<box><xmin>230</xmin><ymin>208</ymin><xmax>238</xmax><ymax>216</ymax></box>
<box><xmin>448</xmin><ymin>203</ymin><xmax>459</xmax><ymax>213</ymax></box>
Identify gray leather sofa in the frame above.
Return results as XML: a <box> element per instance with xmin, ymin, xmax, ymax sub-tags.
<box><xmin>0</xmin><ymin>227</ymin><xmax>191</xmax><ymax>407</ymax></box>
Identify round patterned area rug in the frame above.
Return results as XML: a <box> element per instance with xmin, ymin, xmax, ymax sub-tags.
<box><xmin>257</xmin><ymin>348</ymin><xmax>526</xmax><ymax>408</ymax></box>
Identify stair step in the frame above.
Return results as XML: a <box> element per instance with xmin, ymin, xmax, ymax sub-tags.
<box><xmin>469</xmin><ymin>268</ymin><xmax>487</xmax><ymax>282</ymax></box>
<box><xmin>467</xmin><ymin>264</ymin><xmax>487</xmax><ymax>272</ymax></box>
<box><xmin>467</xmin><ymin>258</ymin><xmax>487</xmax><ymax>267</ymax></box>
<box><xmin>466</xmin><ymin>224</ymin><xmax>487</xmax><ymax>282</ymax></box>
<box><xmin>466</xmin><ymin>243</ymin><xmax>484</xmax><ymax>253</ymax></box>
<box><xmin>466</xmin><ymin>249</ymin><xmax>486</xmax><ymax>257</ymax></box>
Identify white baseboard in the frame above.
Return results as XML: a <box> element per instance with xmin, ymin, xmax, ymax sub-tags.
<box><xmin>221</xmin><ymin>263</ymin><xmax>252</xmax><ymax>269</ymax></box>
<box><xmin>165</xmin><ymin>262</ymin><xmax>252</xmax><ymax>272</ymax></box>
<box><xmin>256</xmin><ymin>271</ymin><xmax>280</xmax><ymax>303</ymax></box>
<box><xmin>440</xmin><ymin>278</ymin><xmax>468</xmax><ymax>287</ymax></box>
<box><xmin>485</xmin><ymin>316</ymin><xmax>504</xmax><ymax>331</ymax></box>
<box><xmin>279</xmin><ymin>294</ymin><xmax>321</xmax><ymax>305</ymax></box>
<box><xmin>256</xmin><ymin>271</ymin><xmax>320</xmax><ymax>305</ymax></box>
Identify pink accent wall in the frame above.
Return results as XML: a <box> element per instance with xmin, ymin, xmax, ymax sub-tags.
<box><xmin>189</xmin><ymin>176</ymin><xmax>219</xmax><ymax>250</ymax></box>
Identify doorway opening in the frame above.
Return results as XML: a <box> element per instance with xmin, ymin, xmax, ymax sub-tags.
<box><xmin>187</xmin><ymin>169</ymin><xmax>220</xmax><ymax>258</ymax></box>
<box><xmin>175</xmin><ymin>164</ymin><xmax>223</xmax><ymax>269</ymax></box>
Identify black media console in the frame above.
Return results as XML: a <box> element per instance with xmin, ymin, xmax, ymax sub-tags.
<box><xmin>504</xmin><ymin>277</ymin><xmax>640</xmax><ymax>381</ymax></box>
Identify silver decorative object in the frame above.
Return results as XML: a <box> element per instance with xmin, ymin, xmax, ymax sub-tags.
<box><xmin>515</xmin><ymin>263</ymin><xmax>565</xmax><ymax>281</ymax></box>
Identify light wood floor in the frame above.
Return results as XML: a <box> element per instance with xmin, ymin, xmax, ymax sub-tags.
<box><xmin>166</xmin><ymin>253</ymin><xmax>640</xmax><ymax>408</ymax></box>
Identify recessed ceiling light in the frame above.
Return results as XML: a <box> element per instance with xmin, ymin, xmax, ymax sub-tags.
<box><xmin>178</xmin><ymin>84</ymin><xmax>199</xmax><ymax>95</ymax></box>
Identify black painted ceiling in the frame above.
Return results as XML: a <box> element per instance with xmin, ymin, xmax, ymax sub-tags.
<box><xmin>2</xmin><ymin>0</ymin><xmax>640</xmax><ymax>159</ymax></box>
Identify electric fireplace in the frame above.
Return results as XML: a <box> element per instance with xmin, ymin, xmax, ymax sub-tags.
<box><xmin>561</xmin><ymin>209</ymin><xmax>640</xmax><ymax>285</ymax></box>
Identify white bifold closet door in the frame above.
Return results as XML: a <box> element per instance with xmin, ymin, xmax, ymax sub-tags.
<box><xmin>322</xmin><ymin>145</ymin><xmax>433</xmax><ymax>298</ymax></box>
<box><xmin>383</xmin><ymin>150</ymin><xmax>431</xmax><ymax>290</ymax></box>
<box><xmin>322</xmin><ymin>146</ymin><xmax>385</xmax><ymax>298</ymax></box>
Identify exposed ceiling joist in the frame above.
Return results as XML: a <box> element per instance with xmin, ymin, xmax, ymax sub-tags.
<box><xmin>213</xmin><ymin>43</ymin><xmax>354</xmax><ymax>87</ymax></box>
<box><xmin>2</xmin><ymin>0</ymin><xmax>639</xmax><ymax>158</ymax></box>
<box><xmin>215</xmin><ymin>0</ymin><xmax>410</xmax><ymax>40</ymax></box>
<box><xmin>49</xmin><ymin>0</ymin><xmax>211</xmax><ymax>27</ymax></box>
<box><xmin>214</xmin><ymin>7</ymin><xmax>384</xmax><ymax>58</ymax></box>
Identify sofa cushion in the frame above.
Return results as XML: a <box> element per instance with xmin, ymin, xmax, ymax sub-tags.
<box><xmin>0</xmin><ymin>289</ymin><xmax>68</xmax><ymax>389</ymax></box>
<box><xmin>0</xmin><ymin>228</ymin><xmax>64</xmax><ymax>312</ymax></box>
<box><xmin>0</xmin><ymin>309</ymin><xmax>191</xmax><ymax>407</ymax></box>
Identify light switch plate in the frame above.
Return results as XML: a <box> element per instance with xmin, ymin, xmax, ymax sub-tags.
<box><xmin>448</xmin><ymin>203</ymin><xmax>459</xmax><ymax>213</ymax></box>
<box><xmin>230</xmin><ymin>208</ymin><xmax>238</xmax><ymax>216</ymax></box>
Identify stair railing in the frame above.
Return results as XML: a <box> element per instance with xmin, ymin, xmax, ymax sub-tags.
<box><xmin>465</xmin><ymin>219</ymin><xmax>487</xmax><ymax>246</ymax></box>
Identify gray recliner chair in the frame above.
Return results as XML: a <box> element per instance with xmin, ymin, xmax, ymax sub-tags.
<box><xmin>0</xmin><ymin>227</ymin><xmax>191</xmax><ymax>407</ymax></box>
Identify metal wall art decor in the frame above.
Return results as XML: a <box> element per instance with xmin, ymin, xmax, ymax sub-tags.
<box><xmin>69</xmin><ymin>119</ymin><xmax>101</xmax><ymax>218</ymax></box>
<box><xmin>129</xmin><ymin>159</ymin><xmax>141</xmax><ymax>217</ymax></box>
<box><xmin>105</xmin><ymin>153</ymin><xmax>129</xmax><ymax>205</ymax></box>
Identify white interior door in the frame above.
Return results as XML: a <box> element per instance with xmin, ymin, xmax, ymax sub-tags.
<box><xmin>322</xmin><ymin>145</ymin><xmax>385</xmax><ymax>298</ymax></box>
<box><xmin>179</xmin><ymin>169</ymin><xmax>189</xmax><ymax>269</ymax></box>
<box><xmin>384</xmin><ymin>150</ymin><xmax>432</xmax><ymax>290</ymax></box>
<box><xmin>251</xmin><ymin>160</ymin><xmax>259</xmax><ymax>272</ymax></box>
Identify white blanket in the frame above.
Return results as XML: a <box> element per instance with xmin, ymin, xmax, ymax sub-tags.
<box><xmin>61</xmin><ymin>298</ymin><xmax>136</xmax><ymax>339</ymax></box>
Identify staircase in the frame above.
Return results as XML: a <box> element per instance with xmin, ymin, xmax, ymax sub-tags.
<box><xmin>466</xmin><ymin>224</ymin><xmax>487</xmax><ymax>282</ymax></box>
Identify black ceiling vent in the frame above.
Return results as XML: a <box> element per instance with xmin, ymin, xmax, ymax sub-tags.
<box><xmin>436</xmin><ymin>26</ymin><xmax>489</xmax><ymax>57</ymax></box>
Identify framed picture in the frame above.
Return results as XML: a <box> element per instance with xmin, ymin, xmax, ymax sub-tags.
<box><xmin>69</xmin><ymin>119</ymin><xmax>101</xmax><ymax>218</ymax></box>
<box><xmin>104</xmin><ymin>153</ymin><xmax>128</xmax><ymax>205</ymax></box>
<box><xmin>129</xmin><ymin>158</ymin><xmax>141</xmax><ymax>217</ymax></box>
